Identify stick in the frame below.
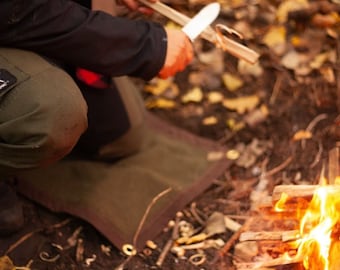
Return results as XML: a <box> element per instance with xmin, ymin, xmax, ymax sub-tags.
<box><xmin>5</xmin><ymin>218</ymin><xmax>72</xmax><ymax>255</ymax></box>
<box><xmin>138</xmin><ymin>0</ymin><xmax>259</xmax><ymax>64</ymax></box>
<box><xmin>133</xmin><ymin>187</ymin><xmax>172</xmax><ymax>247</ymax></box>
<box><xmin>234</xmin><ymin>254</ymin><xmax>302</xmax><ymax>269</ymax></box>
<box><xmin>328</xmin><ymin>145</ymin><xmax>340</xmax><ymax>185</ymax></box>
<box><xmin>219</xmin><ymin>217</ymin><xmax>254</xmax><ymax>257</ymax></box>
<box><xmin>239</xmin><ymin>230</ymin><xmax>300</xmax><ymax>242</ymax></box>
<box><xmin>271</xmin><ymin>184</ymin><xmax>319</xmax><ymax>202</ymax></box>
<box><xmin>156</xmin><ymin>211</ymin><xmax>181</xmax><ymax>267</ymax></box>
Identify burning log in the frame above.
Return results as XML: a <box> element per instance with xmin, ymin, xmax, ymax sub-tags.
<box><xmin>271</xmin><ymin>185</ymin><xmax>318</xmax><ymax>202</ymax></box>
<box><xmin>233</xmin><ymin>148</ymin><xmax>340</xmax><ymax>270</ymax></box>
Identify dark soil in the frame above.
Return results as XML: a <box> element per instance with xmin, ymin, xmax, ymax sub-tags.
<box><xmin>1</xmin><ymin>0</ymin><xmax>340</xmax><ymax>269</ymax></box>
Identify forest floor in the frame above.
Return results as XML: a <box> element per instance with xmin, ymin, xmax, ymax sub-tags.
<box><xmin>1</xmin><ymin>0</ymin><xmax>340</xmax><ymax>269</ymax></box>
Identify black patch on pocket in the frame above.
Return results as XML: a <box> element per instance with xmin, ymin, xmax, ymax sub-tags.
<box><xmin>0</xmin><ymin>69</ymin><xmax>17</xmax><ymax>92</ymax></box>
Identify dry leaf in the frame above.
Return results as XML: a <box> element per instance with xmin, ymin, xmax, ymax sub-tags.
<box><xmin>0</xmin><ymin>256</ymin><xmax>14</xmax><ymax>270</ymax></box>
<box><xmin>144</xmin><ymin>78</ymin><xmax>179</xmax><ymax>99</ymax></box>
<box><xmin>202</xmin><ymin>116</ymin><xmax>218</xmax><ymax>125</ymax></box>
<box><xmin>222</xmin><ymin>95</ymin><xmax>260</xmax><ymax>114</ymax></box>
<box><xmin>197</xmin><ymin>49</ymin><xmax>225</xmax><ymax>74</ymax></box>
<box><xmin>233</xmin><ymin>21</ymin><xmax>254</xmax><ymax>40</ymax></box>
<box><xmin>293</xmin><ymin>130</ymin><xmax>312</xmax><ymax>141</ymax></box>
<box><xmin>226</xmin><ymin>118</ymin><xmax>245</xmax><ymax>132</ymax></box>
<box><xmin>204</xmin><ymin>212</ymin><xmax>226</xmax><ymax>237</ymax></box>
<box><xmin>145</xmin><ymin>98</ymin><xmax>176</xmax><ymax>109</ymax></box>
<box><xmin>181</xmin><ymin>87</ymin><xmax>203</xmax><ymax>103</ymax></box>
<box><xmin>309</xmin><ymin>52</ymin><xmax>330</xmax><ymax>69</ymax></box>
<box><xmin>207</xmin><ymin>91</ymin><xmax>224</xmax><ymax>104</ymax></box>
<box><xmin>188</xmin><ymin>71</ymin><xmax>222</xmax><ymax>89</ymax></box>
<box><xmin>280</xmin><ymin>50</ymin><xmax>302</xmax><ymax>70</ymax></box>
<box><xmin>320</xmin><ymin>67</ymin><xmax>336</xmax><ymax>84</ymax></box>
<box><xmin>244</xmin><ymin>104</ymin><xmax>269</xmax><ymax>127</ymax></box>
<box><xmin>238</xmin><ymin>59</ymin><xmax>263</xmax><ymax>77</ymax></box>
<box><xmin>312</xmin><ymin>12</ymin><xmax>340</xmax><ymax>28</ymax></box>
<box><xmin>262</xmin><ymin>25</ymin><xmax>286</xmax><ymax>49</ymax></box>
<box><xmin>144</xmin><ymin>79</ymin><xmax>172</xmax><ymax>96</ymax></box>
<box><xmin>222</xmin><ymin>72</ymin><xmax>244</xmax><ymax>92</ymax></box>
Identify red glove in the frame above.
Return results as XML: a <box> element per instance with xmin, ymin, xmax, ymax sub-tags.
<box><xmin>158</xmin><ymin>28</ymin><xmax>194</xmax><ymax>79</ymax></box>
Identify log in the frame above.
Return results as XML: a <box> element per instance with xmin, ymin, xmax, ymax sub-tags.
<box><xmin>271</xmin><ymin>185</ymin><xmax>318</xmax><ymax>202</ymax></box>
<box><xmin>239</xmin><ymin>230</ymin><xmax>300</xmax><ymax>242</ymax></box>
<box><xmin>234</xmin><ymin>255</ymin><xmax>302</xmax><ymax>269</ymax></box>
<box><xmin>272</xmin><ymin>184</ymin><xmax>340</xmax><ymax>202</ymax></box>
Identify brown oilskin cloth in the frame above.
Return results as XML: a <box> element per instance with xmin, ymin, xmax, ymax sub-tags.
<box><xmin>16</xmin><ymin>113</ymin><xmax>230</xmax><ymax>250</ymax></box>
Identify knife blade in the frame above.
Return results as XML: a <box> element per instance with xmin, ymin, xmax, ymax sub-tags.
<box><xmin>138</xmin><ymin>0</ymin><xmax>259</xmax><ymax>63</ymax></box>
<box><xmin>182</xmin><ymin>2</ymin><xmax>220</xmax><ymax>41</ymax></box>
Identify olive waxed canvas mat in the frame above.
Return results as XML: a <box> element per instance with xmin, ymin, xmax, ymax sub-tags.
<box><xmin>16</xmin><ymin>113</ymin><xmax>230</xmax><ymax>250</ymax></box>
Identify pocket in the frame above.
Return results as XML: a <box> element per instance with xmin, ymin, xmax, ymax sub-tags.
<box><xmin>0</xmin><ymin>51</ymin><xmax>30</xmax><ymax>99</ymax></box>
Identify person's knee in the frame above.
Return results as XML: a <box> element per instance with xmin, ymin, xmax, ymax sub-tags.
<box><xmin>0</xmin><ymin>49</ymin><xmax>88</xmax><ymax>172</ymax></box>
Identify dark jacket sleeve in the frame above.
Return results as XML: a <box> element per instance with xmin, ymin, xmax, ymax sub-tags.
<box><xmin>0</xmin><ymin>0</ymin><xmax>167</xmax><ymax>80</ymax></box>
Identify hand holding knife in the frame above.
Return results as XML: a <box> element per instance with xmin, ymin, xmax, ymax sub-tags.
<box><xmin>139</xmin><ymin>0</ymin><xmax>259</xmax><ymax>64</ymax></box>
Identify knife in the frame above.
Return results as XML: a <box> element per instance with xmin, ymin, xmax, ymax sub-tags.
<box><xmin>138</xmin><ymin>0</ymin><xmax>259</xmax><ymax>64</ymax></box>
<box><xmin>181</xmin><ymin>3</ymin><xmax>220</xmax><ymax>41</ymax></box>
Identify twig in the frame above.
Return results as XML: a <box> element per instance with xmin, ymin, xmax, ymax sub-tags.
<box><xmin>132</xmin><ymin>187</ymin><xmax>172</xmax><ymax>247</ymax></box>
<box><xmin>265</xmin><ymin>155</ymin><xmax>293</xmax><ymax>177</ymax></box>
<box><xmin>156</xmin><ymin>211</ymin><xmax>181</xmax><ymax>267</ymax></box>
<box><xmin>310</xmin><ymin>141</ymin><xmax>323</xmax><ymax>168</ymax></box>
<box><xmin>269</xmin><ymin>72</ymin><xmax>283</xmax><ymax>105</ymax></box>
<box><xmin>301</xmin><ymin>113</ymin><xmax>328</xmax><ymax>149</ymax></box>
<box><xmin>218</xmin><ymin>217</ymin><xmax>254</xmax><ymax>258</ymax></box>
<box><xmin>190</xmin><ymin>202</ymin><xmax>206</xmax><ymax>226</ymax></box>
<box><xmin>5</xmin><ymin>218</ymin><xmax>72</xmax><ymax>255</ymax></box>
<box><xmin>115</xmin><ymin>188</ymin><xmax>172</xmax><ymax>270</ymax></box>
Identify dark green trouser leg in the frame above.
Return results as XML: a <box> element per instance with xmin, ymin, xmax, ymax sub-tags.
<box><xmin>0</xmin><ymin>48</ymin><xmax>148</xmax><ymax>176</ymax></box>
<box><xmin>0</xmin><ymin>48</ymin><xmax>88</xmax><ymax>176</ymax></box>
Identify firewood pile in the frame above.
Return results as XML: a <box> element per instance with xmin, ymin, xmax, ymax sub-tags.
<box><xmin>227</xmin><ymin>144</ymin><xmax>340</xmax><ymax>270</ymax></box>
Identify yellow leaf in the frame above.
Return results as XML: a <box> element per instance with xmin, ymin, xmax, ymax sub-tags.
<box><xmin>202</xmin><ymin>116</ymin><xmax>218</xmax><ymax>125</ymax></box>
<box><xmin>207</xmin><ymin>91</ymin><xmax>224</xmax><ymax>104</ymax></box>
<box><xmin>310</xmin><ymin>52</ymin><xmax>329</xmax><ymax>69</ymax></box>
<box><xmin>226</xmin><ymin>118</ymin><xmax>245</xmax><ymax>132</ymax></box>
<box><xmin>222</xmin><ymin>73</ymin><xmax>243</xmax><ymax>92</ymax></box>
<box><xmin>222</xmin><ymin>95</ymin><xmax>260</xmax><ymax>114</ymax></box>
<box><xmin>144</xmin><ymin>79</ymin><xmax>172</xmax><ymax>96</ymax></box>
<box><xmin>177</xmin><ymin>233</ymin><xmax>208</xmax><ymax>245</ymax></box>
<box><xmin>181</xmin><ymin>87</ymin><xmax>203</xmax><ymax>103</ymax></box>
<box><xmin>293</xmin><ymin>130</ymin><xmax>312</xmax><ymax>141</ymax></box>
<box><xmin>262</xmin><ymin>26</ymin><xmax>286</xmax><ymax>49</ymax></box>
<box><xmin>145</xmin><ymin>98</ymin><xmax>176</xmax><ymax>109</ymax></box>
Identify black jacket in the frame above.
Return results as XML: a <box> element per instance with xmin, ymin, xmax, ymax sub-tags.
<box><xmin>0</xmin><ymin>0</ymin><xmax>167</xmax><ymax>80</ymax></box>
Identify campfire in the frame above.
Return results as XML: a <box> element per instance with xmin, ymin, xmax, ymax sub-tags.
<box><xmin>232</xmin><ymin>145</ymin><xmax>340</xmax><ymax>270</ymax></box>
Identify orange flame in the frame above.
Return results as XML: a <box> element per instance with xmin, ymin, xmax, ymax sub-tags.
<box><xmin>274</xmin><ymin>192</ymin><xmax>288</xmax><ymax>212</ymax></box>
<box><xmin>297</xmin><ymin>185</ymin><xmax>340</xmax><ymax>270</ymax></box>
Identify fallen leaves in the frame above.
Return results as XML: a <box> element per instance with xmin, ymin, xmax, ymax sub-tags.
<box><xmin>222</xmin><ymin>95</ymin><xmax>260</xmax><ymax>114</ymax></box>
